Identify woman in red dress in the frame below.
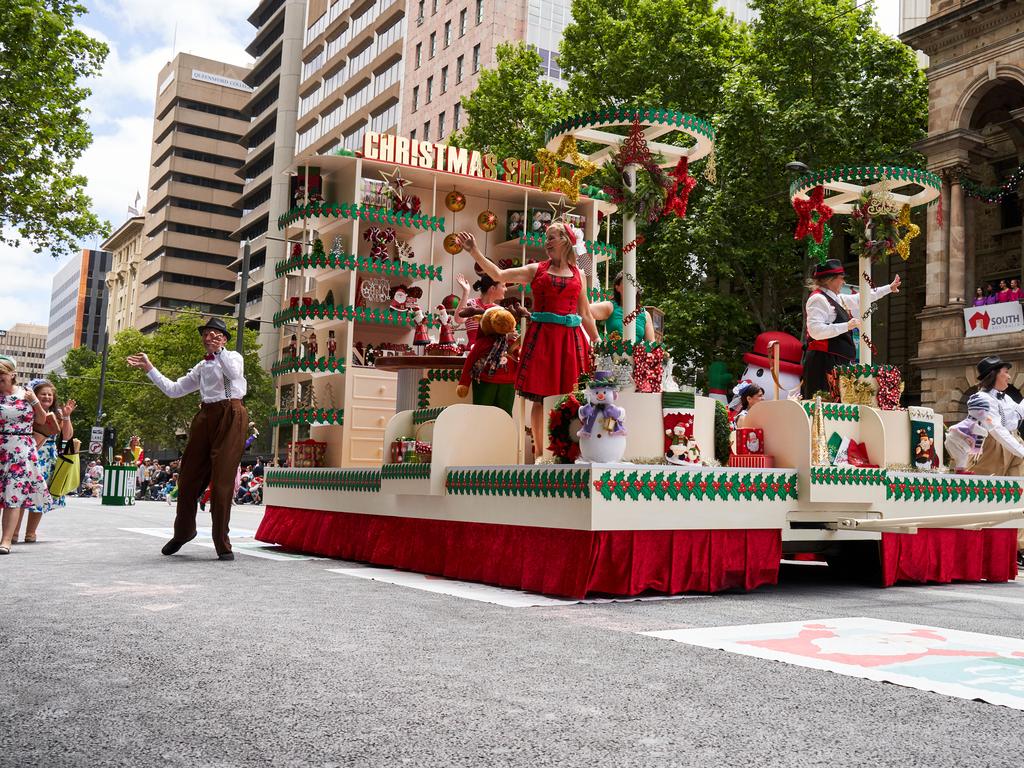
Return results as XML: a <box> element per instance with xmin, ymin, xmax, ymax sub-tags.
<box><xmin>456</xmin><ymin>222</ymin><xmax>599</xmax><ymax>455</ymax></box>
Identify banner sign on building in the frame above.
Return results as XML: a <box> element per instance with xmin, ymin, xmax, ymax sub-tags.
<box><xmin>963</xmin><ymin>301</ymin><xmax>1024</xmax><ymax>338</ymax></box>
<box><xmin>191</xmin><ymin>70</ymin><xmax>252</xmax><ymax>93</ymax></box>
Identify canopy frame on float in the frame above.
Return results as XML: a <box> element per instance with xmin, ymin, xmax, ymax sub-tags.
<box><xmin>544</xmin><ymin>107</ymin><xmax>716</xmax><ymax>343</ymax></box>
<box><xmin>790</xmin><ymin>165</ymin><xmax>941</xmax><ymax>364</ymax></box>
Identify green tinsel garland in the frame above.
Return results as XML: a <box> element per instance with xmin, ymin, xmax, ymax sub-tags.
<box><xmin>714</xmin><ymin>400</ymin><xmax>731</xmax><ymax>465</ymax></box>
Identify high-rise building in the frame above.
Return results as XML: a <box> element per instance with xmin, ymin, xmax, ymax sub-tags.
<box><xmin>101</xmin><ymin>214</ymin><xmax>146</xmax><ymax>338</ymax></box>
<box><xmin>230</xmin><ymin>0</ymin><xmax>307</xmax><ymax>369</ymax></box>
<box><xmin>44</xmin><ymin>249</ymin><xmax>111</xmax><ymax>374</ymax></box>
<box><xmin>0</xmin><ymin>323</ymin><xmax>48</xmax><ymax>382</ymax></box>
<box><xmin>135</xmin><ymin>53</ymin><xmax>251</xmax><ymax>334</ymax></box>
<box><xmin>295</xmin><ymin>0</ymin><xmax>406</xmax><ymax>157</ymax></box>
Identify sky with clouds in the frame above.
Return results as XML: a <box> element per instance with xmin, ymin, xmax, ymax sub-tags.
<box><xmin>0</xmin><ymin>0</ymin><xmax>902</xmax><ymax>331</ymax></box>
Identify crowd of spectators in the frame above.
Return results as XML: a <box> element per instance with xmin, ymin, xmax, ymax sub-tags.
<box><xmin>973</xmin><ymin>279</ymin><xmax>1022</xmax><ymax>305</ymax></box>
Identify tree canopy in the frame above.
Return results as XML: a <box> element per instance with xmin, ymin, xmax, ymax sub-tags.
<box><xmin>455</xmin><ymin>0</ymin><xmax>928</xmax><ymax>382</ymax></box>
<box><xmin>50</xmin><ymin>313</ymin><xmax>274</xmax><ymax>457</ymax></box>
<box><xmin>0</xmin><ymin>0</ymin><xmax>109</xmax><ymax>257</ymax></box>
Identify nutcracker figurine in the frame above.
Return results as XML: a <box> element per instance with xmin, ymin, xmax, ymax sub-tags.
<box><xmin>306</xmin><ymin>330</ymin><xmax>319</xmax><ymax>360</ymax></box>
<box><xmin>327</xmin><ymin>329</ymin><xmax>337</xmax><ymax>359</ymax></box>
<box><xmin>285</xmin><ymin>334</ymin><xmax>298</xmax><ymax>358</ymax></box>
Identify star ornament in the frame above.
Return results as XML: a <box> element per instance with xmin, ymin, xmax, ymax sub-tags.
<box><xmin>548</xmin><ymin>196</ymin><xmax>576</xmax><ymax>222</ymax></box>
<box><xmin>793</xmin><ymin>186</ymin><xmax>834</xmax><ymax>244</ymax></box>
<box><xmin>536</xmin><ymin>136</ymin><xmax>598</xmax><ymax>204</ymax></box>
<box><xmin>380</xmin><ymin>167</ymin><xmax>412</xmax><ymax>200</ymax></box>
<box><xmin>663</xmin><ymin>157</ymin><xmax>697</xmax><ymax>219</ymax></box>
<box><xmin>891</xmin><ymin>203</ymin><xmax>920</xmax><ymax>261</ymax></box>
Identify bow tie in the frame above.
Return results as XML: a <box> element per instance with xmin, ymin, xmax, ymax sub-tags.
<box><xmin>996</xmin><ymin>392</ymin><xmax>1005</xmax><ymax>400</ymax></box>
<box><xmin>204</xmin><ymin>354</ymin><xmax>215</xmax><ymax>361</ymax></box>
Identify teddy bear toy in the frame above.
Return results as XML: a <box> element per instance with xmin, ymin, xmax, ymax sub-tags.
<box><xmin>455</xmin><ymin>307</ymin><xmax>519</xmax><ymax>416</ymax></box>
<box><xmin>576</xmin><ymin>370</ymin><xmax>628</xmax><ymax>464</ymax></box>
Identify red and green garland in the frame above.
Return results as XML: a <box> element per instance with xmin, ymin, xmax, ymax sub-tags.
<box><xmin>548</xmin><ymin>394</ymin><xmax>582</xmax><ymax>463</ymax></box>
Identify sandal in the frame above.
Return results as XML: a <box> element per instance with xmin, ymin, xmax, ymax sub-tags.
<box><xmin>0</xmin><ymin>545</ymin><xmax>10</xmax><ymax>555</ymax></box>
<box><xmin>23</xmin><ymin>534</ymin><xmax>36</xmax><ymax>543</ymax></box>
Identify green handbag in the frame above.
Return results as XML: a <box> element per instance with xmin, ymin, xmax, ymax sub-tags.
<box><xmin>48</xmin><ymin>438</ymin><xmax>80</xmax><ymax>498</ymax></box>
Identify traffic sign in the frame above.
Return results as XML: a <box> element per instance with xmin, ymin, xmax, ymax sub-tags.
<box><xmin>89</xmin><ymin>442</ymin><xmax>102</xmax><ymax>455</ymax></box>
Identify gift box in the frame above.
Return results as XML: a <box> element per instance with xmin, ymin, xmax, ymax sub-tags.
<box><xmin>736</xmin><ymin>428</ymin><xmax>764</xmax><ymax>455</ymax></box>
<box><xmin>287</xmin><ymin>439</ymin><xmax>327</xmax><ymax>467</ymax></box>
<box><xmin>728</xmin><ymin>454</ymin><xmax>774</xmax><ymax>469</ymax></box>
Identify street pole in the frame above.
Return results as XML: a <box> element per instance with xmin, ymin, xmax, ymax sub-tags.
<box><xmin>237</xmin><ymin>239</ymin><xmax>250</xmax><ymax>355</ymax></box>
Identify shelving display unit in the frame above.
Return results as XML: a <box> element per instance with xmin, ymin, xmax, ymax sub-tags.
<box><xmin>271</xmin><ymin>151</ymin><xmax>617</xmax><ymax>467</ymax></box>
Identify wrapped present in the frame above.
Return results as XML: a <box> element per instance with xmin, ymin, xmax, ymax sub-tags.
<box><xmin>736</xmin><ymin>428</ymin><xmax>764</xmax><ymax>455</ymax></box>
<box><xmin>287</xmin><ymin>439</ymin><xmax>327</xmax><ymax>467</ymax></box>
<box><xmin>728</xmin><ymin>454</ymin><xmax>774</xmax><ymax>469</ymax></box>
<box><xmin>415</xmin><ymin>441</ymin><xmax>432</xmax><ymax>463</ymax></box>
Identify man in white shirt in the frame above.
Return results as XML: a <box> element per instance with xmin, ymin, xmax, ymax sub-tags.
<box><xmin>801</xmin><ymin>258</ymin><xmax>900</xmax><ymax>397</ymax></box>
<box><xmin>127</xmin><ymin>317</ymin><xmax>248</xmax><ymax>561</ymax></box>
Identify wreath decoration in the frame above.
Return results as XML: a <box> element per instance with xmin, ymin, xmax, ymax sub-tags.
<box><xmin>548</xmin><ymin>394</ymin><xmax>582</xmax><ymax>463</ymax></box>
<box><xmin>845</xmin><ymin>190</ymin><xmax>904</xmax><ymax>262</ymax></box>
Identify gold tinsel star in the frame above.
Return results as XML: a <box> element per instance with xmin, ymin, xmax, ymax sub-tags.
<box><xmin>536</xmin><ymin>136</ymin><xmax>597</xmax><ymax>205</ymax></box>
<box><xmin>892</xmin><ymin>204</ymin><xmax>920</xmax><ymax>260</ymax></box>
<box><xmin>548</xmin><ymin>196</ymin><xmax>576</xmax><ymax>222</ymax></box>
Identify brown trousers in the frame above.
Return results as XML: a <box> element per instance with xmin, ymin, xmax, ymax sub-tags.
<box><xmin>175</xmin><ymin>399</ymin><xmax>248</xmax><ymax>554</ymax></box>
<box><xmin>971</xmin><ymin>436</ymin><xmax>1024</xmax><ymax>551</ymax></box>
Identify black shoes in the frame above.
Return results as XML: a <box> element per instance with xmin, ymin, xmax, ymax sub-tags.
<box><xmin>217</xmin><ymin>552</ymin><xmax>235</xmax><ymax>561</ymax></box>
<box><xmin>161</xmin><ymin>533</ymin><xmax>197</xmax><ymax>556</ymax></box>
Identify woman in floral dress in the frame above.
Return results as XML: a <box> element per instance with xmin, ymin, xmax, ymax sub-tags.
<box><xmin>17</xmin><ymin>378</ymin><xmax>75</xmax><ymax>543</ymax></box>
<box><xmin>0</xmin><ymin>356</ymin><xmax>50</xmax><ymax>554</ymax></box>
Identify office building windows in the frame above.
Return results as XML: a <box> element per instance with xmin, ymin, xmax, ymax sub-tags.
<box><xmin>415</xmin><ymin>42</ymin><xmax>422</xmax><ymax>68</ymax></box>
<box><xmin>476</xmin><ymin>0</ymin><xmax>483</xmax><ymax>23</ymax></box>
<box><xmin>412</xmin><ymin>85</ymin><xmax>419</xmax><ymax>111</ymax></box>
<box><xmin>429</xmin><ymin>32</ymin><xmax>436</xmax><ymax>57</ymax></box>
<box><xmin>426</xmin><ymin>76</ymin><xmax>433</xmax><ymax>102</ymax></box>
<box><xmin>453</xmin><ymin>102</ymin><xmax>461</xmax><ymax>130</ymax></box>
<box><xmin>444</xmin><ymin>20</ymin><xmax>452</xmax><ymax>47</ymax></box>
<box><xmin>438</xmin><ymin>111</ymin><xmax>446</xmax><ymax>138</ymax></box>
<box><xmin>456</xmin><ymin>55</ymin><xmax>464</xmax><ymax>83</ymax></box>
<box><xmin>472</xmin><ymin>43</ymin><xmax>481</xmax><ymax>72</ymax></box>
<box><xmin>441</xmin><ymin>66</ymin><xmax>448</xmax><ymax>93</ymax></box>
<box><xmin>424</xmin><ymin>120</ymin><xmax>431</xmax><ymax>141</ymax></box>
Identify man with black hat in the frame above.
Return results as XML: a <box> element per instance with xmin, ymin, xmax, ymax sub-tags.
<box><xmin>801</xmin><ymin>259</ymin><xmax>901</xmax><ymax>398</ymax></box>
<box><xmin>127</xmin><ymin>317</ymin><xmax>248</xmax><ymax>561</ymax></box>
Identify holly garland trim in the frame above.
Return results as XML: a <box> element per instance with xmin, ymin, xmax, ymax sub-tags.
<box><xmin>269</xmin><ymin>408</ymin><xmax>344</xmax><ymax>426</ymax></box>
<box><xmin>887</xmin><ymin>473</ymin><xmax>1024</xmax><ymax>503</ymax></box>
<box><xmin>545</xmin><ymin>107</ymin><xmax>715</xmax><ymax>145</ymax></box>
<box><xmin>588</xmin><ymin>288</ymin><xmax>615</xmax><ymax>302</ymax></box>
<box><xmin>809</xmin><ymin>466</ymin><xmax>886</xmax><ymax>486</ymax></box>
<box><xmin>789</xmin><ymin>166</ymin><xmax>941</xmax><ymax>201</ymax></box>
<box><xmin>278</xmin><ymin>202</ymin><xmax>446</xmax><ymax>231</ymax></box>
<box><xmin>412</xmin><ymin>406</ymin><xmax>446</xmax><ymax>425</ymax></box>
<box><xmin>381</xmin><ymin>462</ymin><xmax>432</xmax><ymax>480</ymax></box>
<box><xmin>265</xmin><ymin>467</ymin><xmax>379</xmax><ymax>491</ymax></box>
<box><xmin>594</xmin><ymin>469</ymin><xmax>798</xmax><ymax>502</ymax></box>
<box><xmin>273</xmin><ymin>303</ymin><xmax>436</xmax><ymax>329</ymax></box>
<box><xmin>417</xmin><ymin>370</ymin><xmax>461</xmax><ymax>408</ymax></box>
<box><xmin>519</xmin><ymin>230</ymin><xmax>618</xmax><ymax>259</ymax></box>
<box><xmin>445</xmin><ymin>467</ymin><xmax>591</xmax><ymax>498</ymax></box>
<box><xmin>271</xmin><ymin>356</ymin><xmax>346</xmax><ymax>377</ymax></box>
<box><xmin>275</xmin><ymin>251</ymin><xmax>443</xmax><ymax>281</ymax></box>
<box><xmin>594</xmin><ymin>339</ymin><xmax>666</xmax><ymax>357</ymax></box>
<box><xmin>834</xmin><ymin>363</ymin><xmax>900</xmax><ymax>378</ymax></box>
<box><xmin>802</xmin><ymin>402</ymin><xmax>860</xmax><ymax>422</ymax></box>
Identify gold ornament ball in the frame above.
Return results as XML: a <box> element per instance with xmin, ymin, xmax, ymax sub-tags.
<box><xmin>445</xmin><ymin>190</ymin><xmax>467</xmax><ymax>212</ymax></box>
<box><xmin>477</xmin><ymin>210</ymin><xmax>498</xmax><ymax>232</ymax></box>
<box><xmin>443</xmin><ymin>234</ymin><xmax>463</xmax><ymax>254</ymax></box>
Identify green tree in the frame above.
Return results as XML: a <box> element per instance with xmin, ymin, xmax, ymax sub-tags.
<box><xmin>51</xmin><ymin>313</ymin><xmax>274</xmax><ymax>456</ymax></box>
<box><xmin>448</xmin><ymin>42</ymin><xmax>576</xmax><ymax>159</ymax></box>
<box><xmin>0</xmin><ymin>0</ymin><xmax>109</xmax><ymax>257</ymax></box>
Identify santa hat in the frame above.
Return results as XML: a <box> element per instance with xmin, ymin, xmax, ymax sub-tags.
<box><xmin>562</xmin><ymin>224</ymin><xmax>588</xmax><ymax>257</ymax></box>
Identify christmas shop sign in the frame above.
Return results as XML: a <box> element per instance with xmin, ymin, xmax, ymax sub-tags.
<box><xmin>362</xmin><ymin>131</ymin><xmax>543</xmax><ymax>188</ymax></box>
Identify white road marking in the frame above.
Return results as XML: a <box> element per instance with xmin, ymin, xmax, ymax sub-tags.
<box><xmin>119</xmin><ymin>527</ymin><xmax>323</xmax><ymax>561</ymax></box>
<box><xmin>326</xmin><ymin>567</ymin><xmax>709</xmax><ymax>607</ymax></box>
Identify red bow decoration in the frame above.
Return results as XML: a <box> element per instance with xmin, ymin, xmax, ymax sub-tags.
<box><xmin>663</xmin><ymin>157</ymin><xmax>697</xmax><ymax>219</ymax></box>
<box><xmin>204</xmin><ymin>354</ymin><xmax>215</xmax><ymax>361</ymax></box>
<box><xmin>792</xmin><ymin>186</ymin><xmax>834</xmax><ymax>244</ymax></box>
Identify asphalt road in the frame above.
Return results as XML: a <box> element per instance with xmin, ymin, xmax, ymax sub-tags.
<box><xmin>2</xmin><ymin>496</ymin><xmax>1023</xmax><ymax>768</ymax></box>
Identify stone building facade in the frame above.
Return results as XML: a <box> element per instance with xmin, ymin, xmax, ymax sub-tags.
<box><xmin>902</xmin><ymin>0</ymin><xmax>1024</xmax><ymax>422</ymax></box>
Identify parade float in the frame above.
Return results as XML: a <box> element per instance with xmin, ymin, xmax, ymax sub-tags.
<box><xmin>256</xmin><ymin>111</ymin><xmax>1022</xmax><ymax>599</ymax></box>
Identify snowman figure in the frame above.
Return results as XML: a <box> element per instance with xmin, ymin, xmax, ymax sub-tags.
<box><xmin>666</xmin><ymin>424</ymin><xmax>702</xmax><ymax>466</ymax></box>
<box><xmin>737</xmin><ymin>331</ymin><xmax>803</xmax><ymax>402</ymax></box>
<box><xmin>576</xmin><ymin>371</ymin><xmax>628</xmax><ymax>464</ymax></box>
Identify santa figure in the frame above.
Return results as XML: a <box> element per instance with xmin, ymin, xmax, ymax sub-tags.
<box><xmin>436</xmin><ymin>305</ymin><xmax>456</xmax><ymax>346</ymax></box>
<box><xmin>737</xmin><ymin>331</ymin><xmax>803</xmax><ymax>403</ymax></box>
